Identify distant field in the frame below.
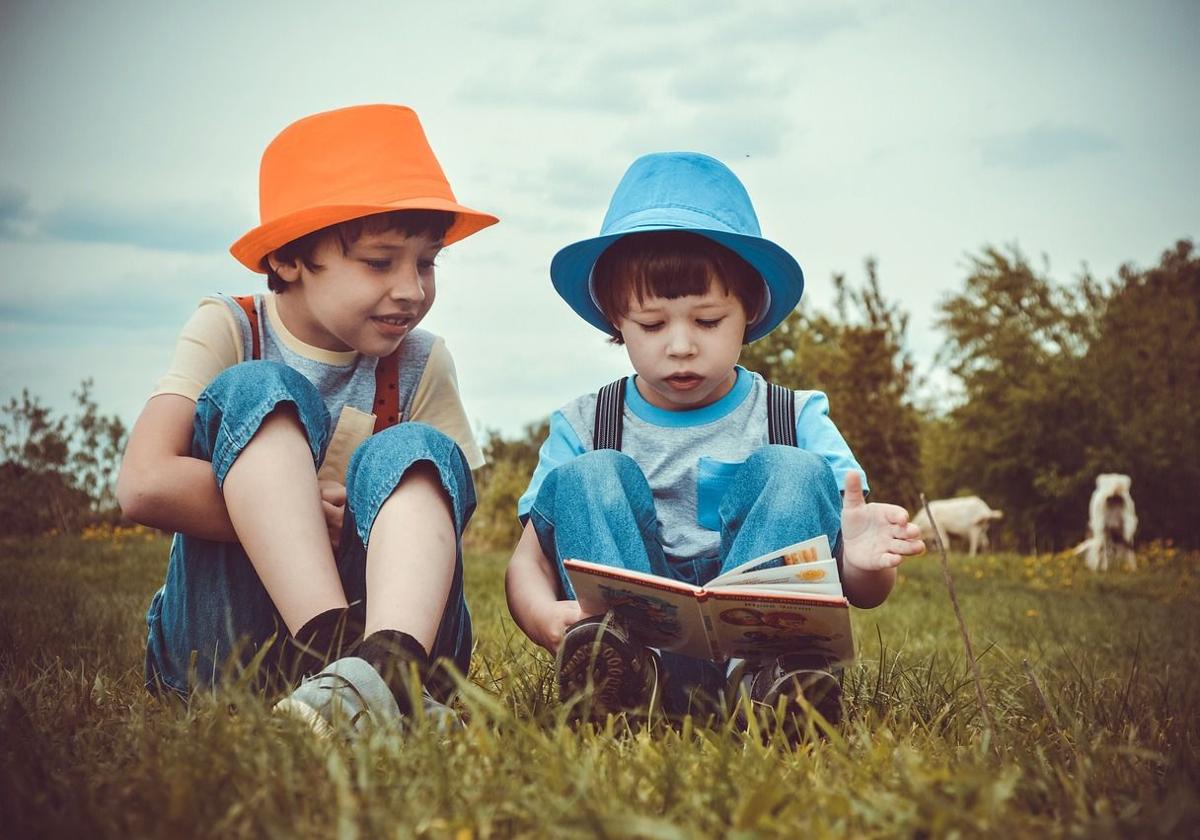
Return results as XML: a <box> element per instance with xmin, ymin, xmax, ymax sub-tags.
<box><xmin>1</xmin><ymin>529</ymin><xmax>1197</xmax><ymax>838</ymax></box>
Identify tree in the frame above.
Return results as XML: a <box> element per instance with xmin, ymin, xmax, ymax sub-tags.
<box><xmin>930</xmin><ymin>245</ymin><xmax>1104</xmax><ymax>551</ymax></box>
<box><xmin>1078</xmin><ymin>240</ymin><xmax>1200</xmax><ymax>545</ymax></box>
<box><xmin>68</xmin><ymin>379</ymin><xmax>128</xmax><ymax>517</ymax></box>
<box><xmin>0</xmin><ymin>380</ymin><xmax>128</xmax><ymax>536</ymax></box>
<box><xmin>742</xmin><ymin>259</ymin><xmax>922</xmax><ymax>508</ymax></box>
<box><xmin>0</xmin><ymin>389</ymin><xmax>81</xmax><ymax>534</ymax></box>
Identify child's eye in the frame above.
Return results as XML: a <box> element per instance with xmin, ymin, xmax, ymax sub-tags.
<box><xmin>637</xmin><ymin>321</ymin><xmax>664</xmax><ymax>332</ymax></box>
<box><xmin>363</xmin><ymin>259</ymin><xmax>392</xmax><ymax>271</ymax></box>
<box><xmin>418</xmin><ymin>259</ymin><xmax>438</xmax><ymax>271</ymax></box>
<box><xmin>697</xmin><ymin>318</ymin><xmax>724</xmax><ymax>329</ymax></box>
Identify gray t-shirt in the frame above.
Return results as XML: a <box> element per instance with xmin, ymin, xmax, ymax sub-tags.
<box><xmin>518</xmin><ymin>367</ymin><xmax>866</xmax><ymax>562</ymax></box>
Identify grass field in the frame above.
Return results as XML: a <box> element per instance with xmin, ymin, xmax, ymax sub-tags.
<box><xmin>2</xmin><ymin>528</ymin><xmax>1198</xmax><ymax>838</ymax></box>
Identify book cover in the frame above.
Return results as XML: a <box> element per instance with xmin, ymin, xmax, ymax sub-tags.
<box><xmin>564</xmin><ymin>535</ymin><xmax>854</xmax><ymax>662</ymax></box>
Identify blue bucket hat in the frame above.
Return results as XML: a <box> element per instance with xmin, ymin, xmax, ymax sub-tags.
<box><xmin>550</xmin><ymin>151</ymin><xmax>804</xmax><ymax>343</ymax></box>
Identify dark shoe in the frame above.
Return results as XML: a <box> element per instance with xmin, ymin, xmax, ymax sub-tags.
<box><xmin>732</xmin><ymin>654</ymin><xmax>843</xmax><ymax>739</ymax></box>
<box><xmin>556</xmin><ymin>614</ymin><xmax>661</xmax><ymax>722</ymax></box>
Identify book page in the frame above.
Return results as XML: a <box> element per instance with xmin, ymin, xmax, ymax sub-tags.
<box><xmin>563</xmin><ymin>559</ymin><xmax>715</xmax><ymax>659</ymax></box>
<box><xmin>702</xmin><ymin>588</ymin><xmax>854</xmax><ymax>663</ymax></box>
<box><xmin>711</xmin><ymin>557</ymin><xmax>842</xmax><ymax>592</ymax></box>
<box><xmin>708</xmin><ymin>535</ymin><xmax>834</xmax><ymax>589</ymax></box>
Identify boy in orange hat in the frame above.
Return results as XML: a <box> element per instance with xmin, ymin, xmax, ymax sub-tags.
<box><xmin>118</xmin><ymin>105</ymin><xmax>497</xmax><ymax>733</ymax></box>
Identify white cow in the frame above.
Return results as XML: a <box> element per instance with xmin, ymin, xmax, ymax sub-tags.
<box><xmin>1074</xmin><ymin>473</ymin><xmax>1138</xmax><ymax>572</ymax></box>
<box><xmin>913</xmin><ymin>496</ymin><xmax>1004</xmax><ymax>557</ymax></box>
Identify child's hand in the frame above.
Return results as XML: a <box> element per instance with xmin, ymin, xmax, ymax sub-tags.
<box><xmin>318</xmin><ymin>479</ymin><xmax>346</xmax><ymax>549</ymax></box>
<box><xmin>531</xmin><ymin>600</ymin><xmax>585</xmax><ymax>653</ymax></box>
<box><xmin>841</xmin><ymin>471</ymin><xmax>925</xmax><ymax>571</ymax></box>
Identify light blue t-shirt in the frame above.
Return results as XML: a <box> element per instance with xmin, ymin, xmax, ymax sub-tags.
<box><xmin>518</xmin><ymin>367</ymin><xmax>867</xmax><ymax>563</ymax></box>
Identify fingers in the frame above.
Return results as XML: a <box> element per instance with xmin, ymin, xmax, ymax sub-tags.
<box><xmin>890</xmin><ymin>537</ymin><xmax>926</xmax><ymax>556</ymax></box>
<box><xmin>561</xmin><ymin>600</ymin><xmax>584</xmax><ymax>626</ymax></box>
<box><xmin>321</xmin><ymin>499</ymin><xmax>344</xmax><ymax>548</ymax></box>
<box><xmin>320</xmin><ymin>482</ymin><xmax>347</xmax><ymax>505</ymax></box>
<box><xmin>891</xmin><ymin>522</ymin><xmax>922</xmax><ymax>540</ymax></box>
<box><xmin>843</xmin><ymin>470</ymin><xmax>867</xmax><ymax>507</ymax></box>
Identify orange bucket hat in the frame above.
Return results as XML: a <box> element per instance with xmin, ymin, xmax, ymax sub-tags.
<box><xmin>230</xmin><ymin>104</ymin><xmax>498</xmax><ymax>273</ymax></box>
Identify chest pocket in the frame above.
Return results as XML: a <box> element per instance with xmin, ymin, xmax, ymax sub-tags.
<box><xmin>696</xmin><ymin>457</ymin><xmax>745</xmax><ymax>531</ymax></box>
<box><xmin>591</xmin><ymin>376</ymin><xmax>799</xmax><ymax>534</ymax></box>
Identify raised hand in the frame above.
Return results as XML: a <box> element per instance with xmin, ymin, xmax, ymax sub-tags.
<box><xmin>841</xmin><ymin>471</ymin><xmax>925</xmax><ymax>571</ymax></box>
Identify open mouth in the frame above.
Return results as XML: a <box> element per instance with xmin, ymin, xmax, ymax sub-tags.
<box><xmin>371</xmin><ymin>313</ymin><xmax>415</xmax><ymax>333</ymax></box>
<box><xmin>665</xmin><ymin>373</ymin><xmax>702</xmax><ymax>390</ymax></box>
<box><xmin>372</xmin><ymin>314</ymin><xmax>413</xmax><ymax>326</ymax></box>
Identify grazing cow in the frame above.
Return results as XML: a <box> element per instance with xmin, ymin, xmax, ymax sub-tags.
<box><xmin>913</xmin><ymin>496</ymin><xmax>1004</xmax><ymax>557</ymax></box>
<box><xmin>1074</xmin><ymin>473</ymin><xmax>1138</xmax><ymax>572</ymax></box>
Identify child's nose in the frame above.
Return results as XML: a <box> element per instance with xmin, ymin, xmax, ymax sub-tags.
<box><xmin>388</xmin><ymin>263</ymin><xmax>426</xmax><ymax>302</ymax></box>
<box><xmin>666</xmin><ymin>327</ymin><xmax>697</xmax><ymax>356</ymax></box>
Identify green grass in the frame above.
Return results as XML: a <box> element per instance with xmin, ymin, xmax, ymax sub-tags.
<box><xmin>2</xmin><ymin>532</ymin><xmax>1198</xmax><ymax>838</ymax></box>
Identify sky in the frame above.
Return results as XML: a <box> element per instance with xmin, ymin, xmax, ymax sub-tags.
<box><xmin>1</xmin><ymin>0</ymin><xmax>1197</xmax><ymax>442</ymax></box>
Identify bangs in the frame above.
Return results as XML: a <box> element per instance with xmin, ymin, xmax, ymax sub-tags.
<box><xmin>333</xmin><ymin>209</ymin><xmax>455</xmax><ymax>251</ymax></box>
<box><xmin>592</xmin><ymin>231</ymin><xmax>765</xmax><ymax>337</ymax></box>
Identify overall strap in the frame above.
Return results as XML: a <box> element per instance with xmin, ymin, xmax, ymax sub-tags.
<box><xmin>231</xmin><ymin>295</ymin><xmax>262</xmax><ymax>361</ymax></box>
<box><xmin>228</xmin><ymin>293</ymin><xmax>399</xmax><ymax>432</ymax></box>
<box><xmin>766</xmin><ymin>381</ymin><xmax>797</xmax><ymax>447</ymax></box>
<box><xmin>592</xmin><ymin>378</ymin><xmax>627</xmax><ymax>450</ymax></box>
<box><xmin>372</xmin><ymin>351</ymin><xmax>401</xmax><ymax>433</ymax></box>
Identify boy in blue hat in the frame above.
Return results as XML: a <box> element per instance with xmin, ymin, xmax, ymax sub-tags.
<box><xmin>505</xmin><ymin>152</ymin><xmax>925</xmax><ymax>726</ymax></box>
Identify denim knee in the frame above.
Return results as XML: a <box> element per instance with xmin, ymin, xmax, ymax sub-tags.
<box><xmin>536</xmin><ymin>449</ymin><xmax>656</xmax><ymax>526</ymax></box>
<box><xmin>344</xmin><ymin>422</ymin><xmax>476</xmax><ymax>546</ymax></box>
<box><xmin>193</xmin><ymin>360</ymin><xmax>330</xmax><ymax>485</ymax></box>
<box><xmin>720</xmin><ymin>446</ymin><xmax>840</xmax><ymax>532</ymax></box>
<box><xmin>744</xmin><ymin>445</ymin><xmax>831</xmax><ymax>482</ymax></box>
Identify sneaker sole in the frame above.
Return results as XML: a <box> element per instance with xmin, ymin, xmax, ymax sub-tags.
<box><xmin>273</xmin><ymin>696</ymin><xmax>336</xmax><ymax>739</ymax></box>
<box><xmin>759</xmin><ymin>669</ymin><xmax>842</xmax><ymax>730</ymax></box>
<box><xmin>556</xmin><ymin>622</ymin><xmax>658</xmax><ymax>720</ymax></box>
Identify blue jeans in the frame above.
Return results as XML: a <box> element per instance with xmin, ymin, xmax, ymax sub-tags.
<box><xmin>144</xmin><ymin>361</ymin><xmax>475</xmax><ymax>698</ymax></box>
<box><xmin>528</xmin><ymin>447</ymin><xmax>842</xmax><ymax>710</ymax></box>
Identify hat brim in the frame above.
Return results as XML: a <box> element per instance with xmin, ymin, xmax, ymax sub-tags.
<box><xmin>230</xmin><ymin>197</ymin><xmax>498</xmax><ymax>273</ymax></box>
<box><xmin>550</xmin><ymin>226</ymin><xmax>804</xmax><ymax>344</ymax></box>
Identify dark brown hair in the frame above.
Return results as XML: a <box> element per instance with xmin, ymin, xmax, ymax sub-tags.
<box><xmin>265</xmin><ymin>209</ymin><xmax>455</xmax><ymax>292</ymax></box>
<box><xmin>591</xmin><ymin>231</ymin><xmax>765</xmax><ymax>344</ymax></box>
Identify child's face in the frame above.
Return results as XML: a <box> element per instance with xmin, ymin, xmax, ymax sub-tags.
<box><xmin>271</xmin><ymin>228</ymin><xmax>442</xmax><ymax>356</ymax></box>
<box><xmin>616</xmin><ymin>281</ymin><xmax>748</xmax><ymax>411</ymax></box>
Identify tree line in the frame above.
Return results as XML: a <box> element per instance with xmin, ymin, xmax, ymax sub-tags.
<box><xmin>3</xmin><ymin>239</ymin><xmax>1195</xmax><ymax>550</ymax></box>
<box><xmin>468</xmin><ymin>239</ymin><xmax>1199</xmax><ymax>553</ymax></box>
<box><xmin>0</xmin><ymin>380</ymin><xmax>127</xmax><ymax>536</ymax></box>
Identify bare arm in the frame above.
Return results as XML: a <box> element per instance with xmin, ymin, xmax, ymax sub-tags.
<box><xmin>116</xmin><ymin>394</ymin><xmax>238</xmax><ymax>542</ymax></box>
<box><xmin>841</xmin><ymin>555</ymin><xmax>899</xmax><ymax>609</ymax></box>
<box><xmin>505</xmin><ymin>522</ymin><xmax>583</xmax><ymax>652</ymax></box>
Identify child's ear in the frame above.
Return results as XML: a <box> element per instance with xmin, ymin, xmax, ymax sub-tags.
<box><xmin>267</xmin><ymin>252</ymin><xmax>303</xmax><ymax>284</ymax></box>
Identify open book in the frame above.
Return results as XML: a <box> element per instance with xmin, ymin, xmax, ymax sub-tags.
<box><xmin>564</xmin><ymin>535</ymin><xmax>853</xmax><ymax>663</ymax></box>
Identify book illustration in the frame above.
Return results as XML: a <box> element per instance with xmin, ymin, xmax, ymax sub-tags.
<box><xmin>718</xmin><ymin>607</ymin><xmax>767</xmax><ymax>626</ymax></box>
<box><xmin>710</xmin><ymin>558</ymin><xmax>839</xmax><ymax>588</ymax></box>
<box><xmin>734</xmin><ymin>632</ymin><xmax>840</xmax><ymax>658</ymax></box>
<box><xmin>597</xmin><ymin>584</ymin><xmax>683</xmax><ymax>642</ymax></box>
<box><xmin>716</xmin><ymin>607</ymin><xmax>815</xmax><ymax>630</ymax></box>
<box><xmin>780</xmin><ymin>545</ymin><xmax>823</xmax><ymax>565</ymax></box>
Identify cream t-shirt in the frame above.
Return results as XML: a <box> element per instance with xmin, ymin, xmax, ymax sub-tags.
<box><xmin>152</xmin><ymin>295</ymin><xmax>485</xmax><ymax>477</ymax></box>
